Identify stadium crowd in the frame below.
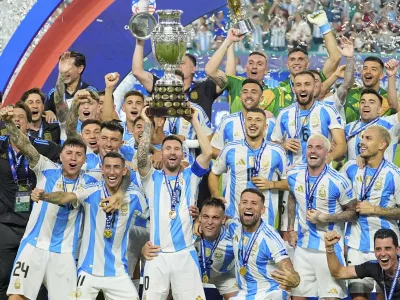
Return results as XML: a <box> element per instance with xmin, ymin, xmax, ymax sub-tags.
<box><xmin>1</xmin><ymin>6</ymin><xmax>400</xmax><ymax>300</ymax></box>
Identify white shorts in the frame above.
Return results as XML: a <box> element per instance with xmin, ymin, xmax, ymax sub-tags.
<box><xmin>76</xmin><ymin>270</ymin><xmax>139</xmax><ymax>300</ymax></box>
<box><xmin>230</xmin><ymin>289</ymin><xmax>290</xmax><ymax>300</ymax></box>
<box><xmin>209</xmin><ymin>271</ymin><xmax>238</xmax><ymax>296</ymax></box>
<box><xmin>347</xmin><ymin>247</ymin><xmax>382</xmax><ymax>294</ymax></box>
<box><xmin>7</xmin><ymin>242</ymin><xmax>77</xmax><ymax>300</ymax></box>
<box><xmin>291</xmin><ymin>246</ymin><xmax>347</xmax><ymax>298</ymax></box>
<box><xmin>127</xmin><ymin>225</ymin><xmax>150</xmax><ymax>278</ymax></box>
<box><xmin>142</xmin><ymin>245</ymin><xmax>205</xmax><ymax>300</ymax></box>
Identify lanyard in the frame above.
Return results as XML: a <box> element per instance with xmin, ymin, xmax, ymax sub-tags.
<box><xmin>7</xmin><ymin>144</ymin><xmax>29</xmax><ymax>185</ymax></box>
<box><xmin>200</xmin><ymin>228</ymin><xmax>224</xmax><ymax>275</ymax></box>
<box><xmin>294</xmin><ymin>102</ymin><xmax>316</xmax><ymax>138</ymax></box>
<box><xmin>239</xmin><ymin>112</ymin><xmax>246</xmax><ymax>137</ymax></box>
<box><xmin>62</xmin><ymin>174</ymin><xmax>80</xmax><ymax>193</ymax></box>
<box><xmin>102</xmin><ymin>181</ymin><xmax>115</xmax><ymax>235</ymax></box>
<box><xmin>38</xmin><ymin>122</ymin><xmax>44</xmax><ymax>139</ymax></box>
<box><xmin>163</xmin><ymin>170</ymin><xmax>181</xmax><ymax>211</ymax></box>
<box><xmin>384</xmin><ymin>256</ymin><xmax>400</xmax><ymax>300</ymax></box>
<box><xmin>346</xmin><ymin>117</ymin><xmax>380</xmax><ymax>142</ymax></box>
<box><xmin>244</xmin><ymin>139</ymin><xmax>267</xmax><ymax>177</ymax></box>
<box><xmin>240</xmin><ymin>221</ymin><xmax>263</xmax><ymax>268</ymax></box>
<box><xmin>305</xmin><ymin>164</ymin><xmax>327</xmax><ymax>210</ymax></box>
<box><xmin>360</xmin><ymin>159</ymin><xmax>385</xmax><ymax>201</ymax></box>
<box><xmin>168</xmin><ymin>118</ymin><xmax>179</xmax><ymax>135</ymax></box>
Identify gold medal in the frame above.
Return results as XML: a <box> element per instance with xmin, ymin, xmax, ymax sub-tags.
<box><xmin>164</xmin><ymin>101</ymin><xmax>173</xmax><ymax>108</ymax></box>
<box><xmin>239</xmin><ymin>266</ymin><xmax>247</xmax><ymax>276</ymax></box>
<box><xmin>104</xmin><ymin>229</ymin><xmax>113</xmax><ymax>238</ymax></box>
<box><xmin>167</xmin><ymin>108</ymin><xmax>176</xmax><ymax>116</ymax></box>
<box><xmin>169</xmin><ymin>210</ymin><xmax>177</xmax><ymax>219</ymax></box>
<box><xmin>202</xmin><ymin>274</ymin><xmax>209</xmax><ymax>283</ymax></box>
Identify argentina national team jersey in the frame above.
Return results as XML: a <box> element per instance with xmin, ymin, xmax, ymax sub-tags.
<box><xmin>342</xmin><ymin>160</ymin><xmax>400</xmax><ymax>252</ymax></box>
<box><xmin>227</xmin><ymin>219</ymin><xmax>289</xmax><ymax>297</ymax></box>
<box><xmin>194</xmin><ymin>226</ymin><xmax>235</xmax><ymax>280</ymax></box>
<box><xmin>77</xmin><ymin>182</ymin><xmax>148</xmax><ymax>276</ymax></box>
<box><xmin>83</xmin><ymin>147</ymin><xmax>102</xmax><ymax>170</ymax></box>
<box><xmin>211</xmin><ymin>112</ymin><xmax>276</xmax><ymax>150</ymax></box>
<box><xmin>322</xmin><ymin>93</ymin><xmax>346</xmax><ymax>123</ymax></box>
<box><xmin>287</xmin><ymin>163</ymin><xmax>354</xmax><ymax>251</ymax></box>
<box><xmin>23</xmin><ymin>155</ymin><xmax>98</xmax><ymax>253</ymax></box>
<box><xmin>212</xmin><ymin>139</ymin><xmax>287</xmax><ymax>228</ymax></box>
<box><xmin>271</xmin><ymin>101</ymin><xmax>344</xmax><ymax>165</ymax></box>
<box><xmin>345</xmin><ymin>114</ymin><xmax>400</xmax><ymax>162</ymax></box>
<box><xmin>141</xmin><ymin>161</ymin><xmax>208</xmax><ymax>252</ymax></box>
<box><xmin>119</xmin><ymin>122</ymin><xmax>135</xmax><ymax>162</ymax></box>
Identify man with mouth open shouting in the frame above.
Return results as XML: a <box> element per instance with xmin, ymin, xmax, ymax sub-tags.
<box><xmin>342</xmin><ymin>125</ymin><xmax>400</xmax><ymax>300</ymax></box>
<box><xmin>287</xmin><ymin>134</ymin><xmax>357</xmax><ymax>300</ymax></box>
<box><xmin>325</xmin><ymin>229</ymin><xmax>400</xmax><ymax>300</ymax></box>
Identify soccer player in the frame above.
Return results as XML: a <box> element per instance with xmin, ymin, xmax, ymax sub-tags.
<box><xmin>21</xmin><ymin>88</ymin><xmax>61</xmax><ymax>144</ymax></box>
<box><xmin>287</xmin><ymin>134</ymin><xmax>357</xmax><ymax>299</ymax></box>
<box><xmin>345</xmin><ymin>89</ymin><xmax>400</xmax><ymax>162</ymax></box>
<box><xmin>209</xmin><ymin>107</ymin><xmax>288</xmax><ymax>228</ymax></box>
<box><xmin>342</xmin><ymin>125</ymin><xmax>400</xmax><ymax>300</ymax></box>
<box><xmin>324</xmin><ymin>229</ymin><xmax>400</xmax><ymax>299</ymax></box>
<box><xmin>79</xmin><ymin>120</ymin><xmax>102</xmax><ymax>169</ymax></box>
<box><xmin>137</xmin><ymin>107</ymin><xmax>212</xmax><ymax>299</ymax></box>
<box><xmin>143</xmin><ymin>198</ymin><xmax>238</xmax><ymax>300</ymax></box>
<box><xmin>30</xmin><ymin>152</ymin><xmax>148</xmax><ymax>300</ymax></box>
<box><xmin>345</xmin><ymin>57</ymin><xmax>400</xmax><ymax>123</ymax></box>
<box><xmin>271</xmin><ymin>71</ymin><xmax>346</xmax><ymax>166</ymax></box>
<box><xmin>227</xmin><ymin>188</ymin><xmax>300</xmax><ymax>299</ymax></box>
<box><xmin>211</xmin><ymin>79</ymin><xmax>276</xmax><ymax>158</ymax></box>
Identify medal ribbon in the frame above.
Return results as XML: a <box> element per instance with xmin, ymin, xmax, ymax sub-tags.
<box><xmin>200</xmin><ymin>228</ymin><xmax>224</xmax><ymax>277</ymax></box>
<box><xmin>294</xmin><ymin>102</ymin><xmax>316</xmax><ymax>139</ymax></box>
<box><xmin>385</xmin><ymin>255</ymin><xmax>400</xmax><ymax>300</ymax></box>
<box><xmin>239</xmin><ymin>112</ymin><xmax>246</xmax><ymax>137</ymax></box>
<box><xmin>244</xmin><ymin>138</ymin><xmax>268</xmax><ymax>177</ymax></box>
<box><xmin>360</xmin><ymin>159</ymin><xmax>385</xmax><ymax>201</ymax></box>
<box><xmin>168</xmin><ymin>118</ymin><xmax>179</xmax><ymax>135</ymax></box>
<box><xmin>163</xmin><ymin>170</ymin><xmax>181</xmax><ymax>212</ymax></box>
<box><xmin>305</xmin><ymin>164</ymin><xmax>327</xmax><ymax>210</ymax></box>
<box><xmin>240</xmin><ymin>220</ymin><xmax>263</xmax><ymax>269</ymax></box>
<box><xmin>346</xmin><ymin>117</ymin><xmax>380</xmax><ymax>142</ymax></box>
<box><xmin>102</xmin><ymin>181</ymin><xmax>115</xmax><ymax>235</ymax></box>
<box><xmin>7</xmin><ymin>143</ymin><xmax>29</xmax><ymax>185</ymax></box>
<box><xmin>37</xmin><ymin>122</ymin><xmax>44</xmax><ymax>139</ymax></box>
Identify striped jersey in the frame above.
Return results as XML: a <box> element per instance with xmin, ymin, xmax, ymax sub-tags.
<box><xmin>271</xmin><ymin>101</ymin><xmax>344</xmax><ymax>165</ymax></box>
<box><xmin>23</xmin><ymin>155</ymin><xmax>97</xmax><ymax>253</ymax></box>
<box><xmin>120</xmin><ymin>122</ymin><xmax>136</xmax><ymax>162</ymax></box>
<box><xmin>287</xmin><ymin>163</ymin><xmax>355</xmax><ymax>252</ymax></box>
<box><xmin>141</xmin><ymin>161</ymin><xmax>208</xmax><ymax>252</ymax></box>
<box><xmin>212</xmin><ymin>139</ymin><xmax>287</xmax><ymax>228</ymax></box>
<box><xmin>211</xmin><ymin>112</ymin><xmax>276</xmax><ymax>150</ymax></box>
<box><xmin>345</xmin><ymin>115</ymin><xmax>400</xmax><ymax>162</ymax></box>
<box><xmin>227</xmin><ymin>219</ymin><xmax>289</xmax><ymax>298</ymax></box>
<box><xmin>342</xmin><ymin>160</ymin><xmax>400</xmax><ymax>252</ymax></box>
<box><xmin>83</xmin><ymin>147</ymin><xmax>102</xmax><ymax>170</ymax></box>
<box><xmin>195</xmin><ymin>31</ymin><xmax>213</xmax><ymax>52</ymax></box>
<box><xmin>77</xmin><ymin>182</ymin><xmax>148</xmax><ymax>276</ymax></box>
<box><xmin>321</xmin><ymin>93</ymin><xmax>346</xmax><ymax>123</ymax></box>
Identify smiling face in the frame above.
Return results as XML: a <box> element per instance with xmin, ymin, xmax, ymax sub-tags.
<box><xmin>294</xmin><ymin>73</ymin><xmax>315</xmax><ymax>107</ymax></box>
<box><xmin>239</xmin><ymin>191</ymin><xmax>265</xmax><ymax>231</ymax></box>
<box><xmin>240</xmin><ymin>83</ymin><xmax>263</xmax><ymax>110</ymax></box>
<box><xmin>375</xmin><ymin>238</ymin><xmax>400</xmax><ymax>272</ymax></box>
<box><xmin>122</xmin><ymin>95</ymin><xmax>144</xmax><ymax>123</ymax></box>
<box><xmin>286</xmin><ymin>51</ymin><xmax>310</xmax><ymax>76</ymax></box>
<box><xmin>102</xmin><ymin>156</ymin><xmax>127</xmax><ymax>190</ymax></box>
<box><xmin>98</xmin><ymin>128</ymin><xmax>123</xmax><ymax>159</ymax></box>
<box><xmin>25</xmin><ymin>93</ymin><xmax>44</xmax><ymax>123</ymax></box>
<box><xmin>79</xmin><ymin>99</ymin><xmax>99</xmax><ymax>121</ymax></box>
<box><xmin>245</xmin><ymin>54</ymin><xmax>268</xmax><ymax>83</ymax></box>
<box><xmin>200</xmin><ymin>205</ymin><xmax>225</xmax><ymax>240</ymax></box>
<box><xmin>245</xmin><ymin>111</ymin><xmax>267</xmax><ymax>139</ymax></box>
<box><xmin>359</xmin><ymin>127</ymin><xmax>385</xmax><ymax>159</ymax></box>
<box><xmin>359</xmin><ymin>93</ymin><xmax>381</xmax><ymax>122</ymax></box>
<box><xmin>60</xmin><ymin>145</ymin><xmax>86</xmax><ymax>178</ymax></box>
<box><xmin>162</xmin><ymin>139</ymin><xmax>184</xmax><ymax>173</ymax></box>
<box><xmin>81</xmin><ymin>123</ymin><xmax>101</xmax><ymax>153</ymax></box>
<box><xmin>306</xmin><ymin>137</ymin><xmax>329</xmax><ymax>169</ymax></box>
<box><xmin>362</xmin><ymin>61</ymin><xmax>384</xmax><ymax>88</ymax></box>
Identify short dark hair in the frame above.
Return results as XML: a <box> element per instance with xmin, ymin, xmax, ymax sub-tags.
<box><xmin>201</xmin><ymin>197</ymin><xmax>226</xmax><ymax>212</ymax></box>
<box><xmin>59</xmin><ymin>51</ymin><xmax>86</xmax><ymax>74</ymax></box>
<box><xmin>294</xmin><ymin>70</ymin><xmax>316</xmax><ymax>81</ymax></box>
<box><xmin>248</xmin><ymin>51</ymin><xmax>267</xmax><ymax>62</ymax></box>
<box><xmin>241</xmin><ymin>188</ymin><xmax>265</xmax><ymax>204</ymax></box>
<box><xmin>61</xmin><ymin>137</ymin><xmax>87</xmax><ymax>153</ymax></box>
<box><xmin>101</xmin><ymin>121</ymin><xmax>124</xmax><ymax>136</ymax></box>
<box><xmin>246</xmin><ymin>107</ymin><xmax>267</xmax><ymax>118</ymax></box>
<box><xmin>309</xmin><ymin>69</ymin><xmax>323</xmax><ymax>81</ymax></box>
<box><xmin>242</xmin><ymin>78</ymin><xmax>263</xmax><ymax>93</ymax></box>
<box><xmin>20</xmin><ymin>88</ymin><xmax>46</xmax><ymax>104</ymax></box>
<box><xmin>361</xmin><ymin>88</ymin><xmax>383</xmax><ymax>104</ymax></box>
<box><xmin>14</xmin><ymin>101</ymin><xmax>32</xmax><ymax>123</ymax></box>
<box><xmin>185</xmin><ymin>53</ymin><xmax>197</xmax><ymax>67</ymax></box>
<box><xmin>124</xmin><ymin>90</ymin><xmax>144</xmax><ymax>103</ymax></box>
<box><xmin>81</xmin><ymin>119</ymin><xmax>102</xmax><ymax>132</ymax></box>
<box><xmin>374</xmin><ymin>228</ymin><xmax>399</xmax><ymax>248</ymax></box>
<box><xmin>364</xmin><ymin>56</ymin><xmax>384</xmax><ymax>70</ymax></box>
<box><xmin>103</xmin><ymin>151</ymin><xmax>125</xmax><ymax>166</ymax></box>
<box><xmin>174</xmin><ymin>69</ymin><xmax>185</xmax><ymax>81</ymax></box>
<box><xmin>162</xmin><ymin>135</ymin><xmax>183</xmax><ymax>148</ymax></box>
<box><xmin>288</xmin><ymin>47</ymin><xmax>309</xmax><ymax>57</ymax></box>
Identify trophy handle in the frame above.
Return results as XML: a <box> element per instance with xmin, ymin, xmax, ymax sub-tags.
<box><xmin>129</xmin><ymin>12</ymin><xmax>157</xmax><ymax>40</ymax></box>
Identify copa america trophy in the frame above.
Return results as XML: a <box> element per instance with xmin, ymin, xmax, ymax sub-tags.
<box><xmin>227</xmin><ymin>0</ymin><xmax>256</xmax><ymax>35</ymax></box>
<box><xmin>129</xmin><ymin>0</ymin><xmax>157</xmax><ymax>40</ymax></box>
<box><xmin>149</xmin><ymin>10</ymin><xmax>190</xmax><ymax>117</ymax></box>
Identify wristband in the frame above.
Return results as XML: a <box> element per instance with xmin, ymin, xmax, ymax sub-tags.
<box><xmin>326</xmin><ymin>246</ymin><xmax>335</xmax><ymax>253</ymax></box>
<box><xmin>320</xmin><ymin>23</ymin><xmax>331</xmax><ymax>35</ymax></box>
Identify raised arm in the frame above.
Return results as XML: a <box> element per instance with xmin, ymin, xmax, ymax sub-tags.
<box><xmin>137</xmin><ymin>108</ymin><xmax>153</xmax><ymax>177</ymax></box>
<box><xmin>320</xmin><ymin>66</ymin><xmax>344</xmax><ymax>99</ymax></box>
<box><xmin>66</xmin><ymin>90</ymin><xmax>92</xmax><ymax>140</ymax></box>
<box><xmin>335</xmin><ymin>37</ymin><xmax>355</xmax><ymax>105</ymax></box>
<box><xmin>1</xmin><ymin>107</ymin><xmax>40</xmax><ymax>168</ymax></box>
<box><xmin>205</xmin><ymin>28</ymin><xmax>244</xmax><ymax>90</ymax></box>
<box><xmin>132</xmin><ymin>39</ymin><xmax>155</xmax><ymax>93</ymax></box>
<box><xmin>385</xmin><ymin>59</ymin><xmax>400</xmax><ymax>111</ymax></box>
<box><xmin>287</xmin><ymin>191</ymin><xmax>297</xmax><ymax>248</ymax></box>
<box><xmin>356</xmin><ymin>201</ymin><xmax>400</xmax><ymax>220</ymax></box>
<box><xmin>189</xmin><ymin>110</ymin><xmax>212</xmax><ymax>169</ymax></box>
<box><xmin>208</xmin><ymin>171</ymin><xmax>221</xmax><ymax>198</ymax></box>
<box><xmin>329</xmin><ymin>128</ymin><xmax>346</xmax><ymax>162</ymax></box>
<box><xmin>54</xmin><ymin>52</ymin><xmax>74</xmax><ymax>123</ymax></box>
<box><xmin>325</xmin><ymin>231</ymin><xmax>358</xmax><ymax>279</ymax></box>
<box><xmin>103</xmin><ymin>72</ymin><xmax>120</xmax><ymax>122</ymax></box>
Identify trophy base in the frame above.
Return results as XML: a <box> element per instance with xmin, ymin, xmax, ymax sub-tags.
<box><xmin>149</xmin><ymin>83</ymin><xmax>191</xmax><ymax>117</ymax></box>
<box><xmin>232</xmin><ymin>18</ymin><xmax>256</xmax><ymax>36</ymax></box>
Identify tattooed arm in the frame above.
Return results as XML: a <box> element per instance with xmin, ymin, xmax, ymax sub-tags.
<box><xmin>308</xmin><ymin>199</ymin><xmax>358</xmax><ymax>224</ymax></box>
<box><xmin>356</xmin><ymin>202</ymin><xmax>400</xmax><ymax>220</ymax></box>
<box><xmin>65</xmin><ymin>98</ymin><xmax>81</xmax><ymax>140</ymax></box>
<box><xmin>271</xmin><ymin>258</ymin><xmax>300</xmax><ymax>289</ymax></box>
<box><xmin>42</xmin><ymin>192</ymin><xmax>76</xmax><ymax>205</ymax></box>
<box><xmin>137</xmin><ymin>109</ymin><xmax>153</xmax><ymax>177</ymax></box>
<box><xmin>287</xmin><ymin>191</ymin><xmax>296</xmax><ymax>231</ymax></box>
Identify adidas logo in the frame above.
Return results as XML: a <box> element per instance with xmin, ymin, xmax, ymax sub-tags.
<box><xmin>236</xmin><ymin>159</ymin><xmax>245</xmax><ymax>166</ymax></box>
<box><xmin>196</xmin><ymin>296</ymin><xmax>204</xmax><ymax>300</ymax></box>
<box><xmin>295</xmin><ymin>185</ymin><xmax>304</xmax><ymax>193</ymax></box>
<box><xmin>328</xmin><ymin>288</ymin><xmax>338</xmax><ymax>294</ymax></box>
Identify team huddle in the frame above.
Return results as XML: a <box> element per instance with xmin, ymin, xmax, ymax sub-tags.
<box><xmin>1</xmin><ymin>9</ymin><xmax>400</xmax><ymax>300</ymax></box>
